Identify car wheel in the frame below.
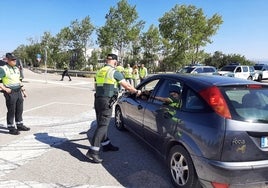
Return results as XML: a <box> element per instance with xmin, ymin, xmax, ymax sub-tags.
<box><xmin>247</xmin><ymin>76</ymin><xmax>253</xmax><ymax>80</ymax></box>
<box><xmin>168</xmin><ymin>145</ymin><xmax>200</xmax><ymax>188</ymax></box>
<box><xmin>115</xmin><ymin>106</ymin><xmax>125</xmax><ymax>130</ymax></box>
<box><xmin>257</xmin><ymin>75</ymin><xmax>262</xmax><ymax>82</ymax></box>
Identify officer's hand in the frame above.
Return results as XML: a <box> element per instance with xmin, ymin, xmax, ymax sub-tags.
<box><xmin>5</xmin><ymin>88</ymin><xmax>11</xmax><ymax>94</ymax></box>
<box><xmin>22</xmin><ymin>90</ymin><xmax>27</xmax><ymax>98</ymax></box>
<box><xmin>136</xmin><ymin>90</ymin><xmax>142</xmax><ymax>96</ymax></box>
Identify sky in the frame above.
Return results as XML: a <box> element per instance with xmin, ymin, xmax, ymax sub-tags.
<box><xmin>0</xmin><ymin>0</ymin><xmax>268</xmax><ymax>62</ymax></box>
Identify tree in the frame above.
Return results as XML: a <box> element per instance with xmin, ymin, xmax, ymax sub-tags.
<box><xmin>97</xmin><ymin>0</ymin><xmax>145</xmax><ymax>65</ymax></box>
<box><xmin>204</xmin><ymin>51</ymin><xmax>254</xmax><ymax>69</ymax></box>
<box><xmin>158</xmin><ymin>4</ymin><xmax>223</xmax><ymax>67</ymax></box>
<box><xmin>57</xmin><ymin>16</ymin><xmax>94</xmax><ymax>69</ymax></box>
<box><xmin>141</xmin><ymin>25</ymin><xmax>162</xmax><ymax>71</ymax></box>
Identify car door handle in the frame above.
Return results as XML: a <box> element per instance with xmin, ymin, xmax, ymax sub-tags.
<box><xmin>137</xmin><ymin>105</ymin><xmax>143</xmax><ymax>110</ymax></box>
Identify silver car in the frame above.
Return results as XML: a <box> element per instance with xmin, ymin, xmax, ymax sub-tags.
<box><xmin>177</xmin><ymin>65</ymin><xmax>217</xmax><ymax>75</ymax></box>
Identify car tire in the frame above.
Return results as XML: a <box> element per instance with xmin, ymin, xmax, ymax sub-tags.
<box><xmin>168</xmin><ymin>145</ymin><xmax>201</xmax><ymax>188</ymax></box>
<box><xmin>115</xmin><ymin>106</ymin><xmax>126</xmax><ymax>131</ymax></box>
<box><xmin>257</xmin><ymin>75</ymin><xmax>262</xmax><ymax>82</ymax></box>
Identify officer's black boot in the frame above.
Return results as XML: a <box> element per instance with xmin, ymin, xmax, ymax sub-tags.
<box><xmin>17</xmin><ymin>124</ymin><xmax>30</xmax><ymax>131</ymax></box>
<box><xmin>86</xmin><ymin>149</ymin><xmax>103</xmax><ymax>163</ymax></box>
<box><xmin>102</xmin><ymin>143</ymin><xmax>119</xmax><ymax>152</ymax></box>
<box><xmin>8</xmin><ymin>126</ymin><xmax>20</xmax><ymax>135</ymax></box>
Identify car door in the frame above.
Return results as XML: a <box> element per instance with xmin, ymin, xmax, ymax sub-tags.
<box><xmin>262</xmin><ymin>66</ymin><xmax>268</xmax><ymax>79</ymax></box>
<box><xmin>143</xmin><ymin>79</ymin><xmax>183</xmax><ymax>152</ymax></box>
<box><xmin>234</xmin><ymin>66</ymin><xmax>242</xmax><ymax>78</ymax></box>
<box><xmin>124</xmin><ymin>78</ymin><xmax>161</xmax><ymax>138</ymax></box>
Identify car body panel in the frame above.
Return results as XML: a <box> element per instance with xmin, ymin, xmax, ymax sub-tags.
<box><xmin>254</xmin><ymin>64</ymin><xmax>268</xmax><ymax>81</ymax></box>
<box><xmin>115</xmin><ymin>73</ymin><xmax>268</xmax><ymax>187</ymax></box>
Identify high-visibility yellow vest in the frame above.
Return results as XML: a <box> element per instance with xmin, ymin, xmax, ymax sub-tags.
<box><xmin>95</xmin><ymin>66</ymin><xmax>118</xmax><ymax>97</ymax></box>
<box><xmin>139</xmin><ymin>67</ymin><xmax>147</xmax><ymax>78</ymax></box>
<box><xmin>116</xmin><ymin>65</ymin><xmax>124</xmax><ymax>73</ymax></box>
<box><xmin>1</xmin><ymin>65</ymin><xmax>21</xmax><ymax>89</ymax></box>
<box><xmin>124</xmin><ymin>67</ymin><xmax>132</xmax><ymax>79</ymax></box>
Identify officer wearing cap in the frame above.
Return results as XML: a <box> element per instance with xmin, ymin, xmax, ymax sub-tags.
<box><xmin>86</xmin><ymin>53</ymin><xmax>141</xmax><ymax>163</ymax></box>
<box><xmin>0</xmin><ymin>53</ymin><xmax>30</xmax><ymax>135</ymax></box>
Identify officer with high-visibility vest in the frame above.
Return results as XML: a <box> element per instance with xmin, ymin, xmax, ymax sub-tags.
<box><xmin>86</xmin><ymin>53</ymin><xmax>141</xmax><ymax>163</ymax></box>
<box><xmin>139</xmin><ymin>63</ymin><xmax>148</xmax><ymax>83</ymax></box>
<box><xmin>123</xmin><ymin>63</ymin><xmax>133</xmax><ymax>85</ymax></box>
<box><xmin>0</xmin><ymin>53</ymin><xmax>30</xmax><ymax>135</ymax></box>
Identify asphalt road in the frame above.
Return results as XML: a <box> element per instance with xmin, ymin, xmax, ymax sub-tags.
<box><xmin>0</xmin><ymin>69</ymin><xmax>173</xmax><ymax>188</ymax></box>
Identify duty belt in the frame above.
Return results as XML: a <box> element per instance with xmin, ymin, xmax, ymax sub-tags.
<box><xmin>12</xmin><ymin>88</ymin><xmax>21</xmax><ymax>92</ymax></box>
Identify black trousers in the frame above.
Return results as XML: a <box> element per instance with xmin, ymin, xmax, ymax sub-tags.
<box><xmin>4</xmin><ymin>90</ymin><xmax>24</xmax><ymax>127</ymax></box>
<box><xmin>62</xmin><ymin>69</ymin><xmax>71</xmax><ymax>80</ymax></box>
<box><xmin>92</xmin><ymin>96</ymin><xmax>113</xmax><ymax>148</ymax></box>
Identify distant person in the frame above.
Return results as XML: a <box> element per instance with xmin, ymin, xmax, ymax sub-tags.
<box><xmin>85</xmin><ymin>53</ymin><xmax>141</xmax><ymax>163</ymax></box>
<box><xmin>0</xmin><ymin>53</ymin><xmax>30</xmax><ymax>135</ymax></box>
<box><xmin>132</xmin><ymin>64</ymin><xmax>139</xmax><ymax>87</ymax></box>
<box><xmin>116</xmin><ymin>62</ymin><xmax>124</xmax><ymax>74</ymax></box>
<box><xmin>116</xmin><ymin>62</ymin><xmax>125</xmax><ymax>92</ymax></box>
<box><xmin>139</xmin><ymin>63</ymin><xmax>148</xmax><ymax>82</ymax></box>
<box><xmin>124</xmin><ymin>63</ymin><xmax>133</xmax><ymax>85</ymax></box>
<box><xmin>60</xmin><ymin>62</ymin><xmax>71</xmax><ymax>81</ymax></box>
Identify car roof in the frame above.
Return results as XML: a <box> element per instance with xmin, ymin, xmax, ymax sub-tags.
<box><xmin>147</xmin><ymin>73</ymin><xmax>262</xmax><ymax>92</ymax></box>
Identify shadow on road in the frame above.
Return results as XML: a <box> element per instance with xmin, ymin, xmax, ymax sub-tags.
<box><xmin>33</xmin><ymin>119</ymin><xmax>173</xmax><ymax>187</ymax></box>
<box><xmin>0</xmin><ymin>124</ymin><xmax>9</xmax><ymax>134</ymax></box>
<box><xmin>87</xmin><ymin>118</ymin><xmax>173</xmax><ymax>188</ymax></box>
<box><xmin>34</xmin><ymin>132</ymin><xmax>89</xmax><ymax>162</ymax></box>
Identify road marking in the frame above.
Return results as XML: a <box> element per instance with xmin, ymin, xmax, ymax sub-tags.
<box><xmin>0</xmin><ymin>111</ymin><xmax>103</xmax><ymax>188</ymax></box>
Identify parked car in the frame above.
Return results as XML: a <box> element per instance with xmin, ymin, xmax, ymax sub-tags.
<box><xmin>115</xmin><ymin>73</ymin><xmax>268</xmax><ymax>188</ymax></box>
<box><xmin>177</xmin><ymin>65</ymin><xmax>217</xmax><ymax>75</ymax></box>
<box><xmin>217</xmin><ymin>64</ymin><xmax>258</xmax><ymax>80</ymax></box>
<box><xmin>254</xmin><ymin>63</ymin><xmax>268</xmax><ymax>82</ymax></box>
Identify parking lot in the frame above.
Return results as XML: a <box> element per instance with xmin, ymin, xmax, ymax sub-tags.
<box><xmin>0</xmin><ymin>69</ymin><xmax>173</xmax><ymax>188</ymax></box>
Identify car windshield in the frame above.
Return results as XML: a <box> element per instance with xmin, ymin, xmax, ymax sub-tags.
<box><xmin>254</xmin><ymin>65</ymin><xmax>263</xmax><ymax>70</ymax></box>
<box><xmin>220</xmin><ymin>66</ymin><xmax>236</xmax><ymax>72</ymax></box>
<box><xmin>179</xmin><ymin>67</ymin><xmax>195</xmax><ymax>73</ymax></box>
<box><xmin>222</xmin><ymin>85</ymin><xmax>268</xmax><ymax>122</ymax></box>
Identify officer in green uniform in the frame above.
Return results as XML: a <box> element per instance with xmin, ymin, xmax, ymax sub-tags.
<box><xmin>0</xmin><ymin>53</ymin><xmax>30</xmax><ymax>135</ymax></box>
<box><xmin>60</xmin><ymin>62</ymin><xmax>71</xmax><ymax>81</ymax></box>
<box><xmin>86</xmin><ymin>53</ymin><xmax>141</xmax><ymax>163</ymax></box>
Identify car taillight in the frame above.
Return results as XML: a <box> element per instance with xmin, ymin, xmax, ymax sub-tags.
<box><xmin>199</xmin><ymin>86</ymin><xmax>231</xmax><ymax>119</ymax></box>
<box><xmin>211</xmin><ymin>182</ymin><xmax>229</xmax><ymax>188</ymax></box>
<box><xmin>247</xmin><ymin>84</ymin><xmax>262</xmax><ymax>89</ymax></box>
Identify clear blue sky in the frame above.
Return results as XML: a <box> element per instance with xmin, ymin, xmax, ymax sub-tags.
<box><xmin>1</xmin><ymin>0</ymin><xmax>268</xmax><ymax>61</ymax></box>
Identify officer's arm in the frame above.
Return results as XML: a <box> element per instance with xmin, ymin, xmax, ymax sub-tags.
<box><xmin>154</xmin><ymin>96</ymin><xmax>172</xmax><ymax>103</ymax></box>
<box><xmin>0</xmin><ymin>68</ymin><xmax>7</xmax><ymax>92</ymax></box>
<box><xmin>120</xmin><ymin>79</ymin><xmax>141</xmax><ymax>95</ymax></box>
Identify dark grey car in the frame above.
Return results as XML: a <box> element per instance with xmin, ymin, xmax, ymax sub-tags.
<box><xmin>114</xmin><ymin>73</ymin><xmax>268</xmax><ymax>188</ymax></box>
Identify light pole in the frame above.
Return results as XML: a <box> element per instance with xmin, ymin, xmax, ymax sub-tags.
<box><xmin>44</xmin><ymin>47</ymin><xmax>48</xmax><ymax>83</ymax></box>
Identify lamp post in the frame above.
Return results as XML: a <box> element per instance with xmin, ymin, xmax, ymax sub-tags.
<box><xmin>44</xmin><ymin>47</ymin><xmax>48</xmax><ymax>83</ymax></box>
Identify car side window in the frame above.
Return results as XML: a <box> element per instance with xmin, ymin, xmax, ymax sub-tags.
<box><xmin>235</xmin><ymin>67</ymin><xmax>241</xmax><ymax>73</ymax></box>
<box><xmin>153</xmin><ymin>80</ymin><xmax>182</xmax><ymax>107</ymax></box>
<box><xmin>195</xmin><ymin>68</ymin><xmax>202</xmax><ymax>73</ymax></box>
<box><xmin>185</xmin><ymin>89</ymin><xmax>206</xmax><ymax>110</ymax></box>
<box><xmin>242</xmin><ymin>66</ymin><xmax>248</xmax><ymax>72</ymax></box>
<box><xmin>139</xmin><ymin>79</ymin><xmax>160</xmax><ymax>100</ymax></box>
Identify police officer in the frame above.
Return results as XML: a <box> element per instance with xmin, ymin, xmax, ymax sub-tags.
<box><xmin>60</xmin><ymin>62</ymin><xmax>71</xmax><ymax>81</ymax></box>
<box><xmin>0</xmin><ymin>53</ymin><xmax>30</xmax><ymax>135</ymax></box>
<box><xmin>86</xmin><ymin>53</ymin><xmax>141</xmax><ymax>163</ymax></box>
